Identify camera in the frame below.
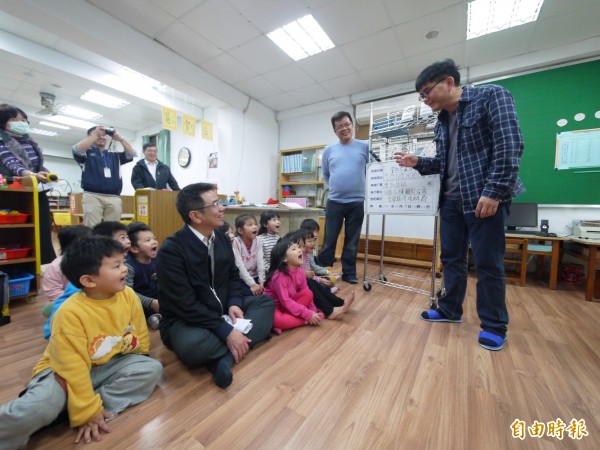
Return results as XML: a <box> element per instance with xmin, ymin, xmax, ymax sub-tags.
<box><xmin>104</xmin><ymin>127</ymin><xmax>116</xmax><ymax>137</ymax></box>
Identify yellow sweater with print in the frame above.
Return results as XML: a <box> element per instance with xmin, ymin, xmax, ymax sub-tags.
<box><xmin>32</xmin><ymin>287</ymin><xmax>150</xmax><ymax>427</ymax></box>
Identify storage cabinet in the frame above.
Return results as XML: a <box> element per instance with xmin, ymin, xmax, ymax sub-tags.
<box><xmin>279</xmin><ymin>145</ymin><xmax>325</xmax><ymax>208</ymax></box>
<box><xmin>0</xmin><ymin>176</ymin><xmax>41</xmax><ymax>300</ymax></box>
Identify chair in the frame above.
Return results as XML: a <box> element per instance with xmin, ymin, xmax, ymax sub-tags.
<box><xmin>504</xmin><ymin>238</ymin><xmax>528</xmax><ymax>286</ymax></box>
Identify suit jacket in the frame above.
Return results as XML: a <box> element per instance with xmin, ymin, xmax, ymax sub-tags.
<box><xmin>156</xmin><ymin>225</ymin><xmax>243</xmax><ymax>344</ymax></box>
<box><xmin>131</xmin><ymin>159</ymin><xmax>180</xmax><ymax>190</ymax></box>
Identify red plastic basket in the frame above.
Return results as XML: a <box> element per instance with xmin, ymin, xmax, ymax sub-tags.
<box><xmin>0</xmin><ymin>247</ymin><xmax>32</xmax><ymax>260</ymax></box>
<box><xmin>0</xmin><ymin>213</ymin><xmax>30</xmax><ymax>224</ymax></box>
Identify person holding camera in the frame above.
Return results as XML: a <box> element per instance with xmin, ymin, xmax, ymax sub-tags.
<box><xmin>73</xmin><ymin>125</ymin><xmax>136</xmax><ymax>228</ymax></box>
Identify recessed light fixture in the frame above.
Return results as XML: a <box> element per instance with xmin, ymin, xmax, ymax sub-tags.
<box><xmin>467</xmin><ymin>0</ymin><xmax>545</xmax><ymax>39</ymax></box>
<box><xmin>39</xmin><ymin>121</ymin><xmax>71</xmax><ymax>130</ymax></box>
<box><xmin>425</xmin><ymin>30</ymin><xmax>439</xmax><ymax>39</ymax></box>
<box><xmin>267</xmin><ymin>14</ymin><xmax>334</xmax><ymax>61</ymax></box>
<box><xmin>80</xmin><ymin>89</ymin><xmax>130</xmax><ymax>109</ymax></box>
<box><xmin>44</xmin><ymin>115</ymin><xmax>97</xmax><ymax>130</ymax></box>
<box><xmin>60</xmin><ymin>105</ymin><xmax>102</xmax><ymax>120</ymax></box>
<box><xmin>29</xmin><ymin>128</ymin><xmax>58</xmax><ymax>137</ymax></box>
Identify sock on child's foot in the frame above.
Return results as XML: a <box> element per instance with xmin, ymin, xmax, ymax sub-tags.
<box><xmin>207</xmin><ymin>352</ymin><xmax>234</xmax><ymax>389</ymax></box>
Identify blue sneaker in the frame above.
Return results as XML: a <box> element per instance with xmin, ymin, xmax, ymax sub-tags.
<box><xmin>478</xmin><ymin>330</ymin><xmax>507</xmax><ymax>351</ymax></box>
<box><xmin>420</xmin><ymin>309</ymin><xmax>462</xmax><ymax>323</ymax></box>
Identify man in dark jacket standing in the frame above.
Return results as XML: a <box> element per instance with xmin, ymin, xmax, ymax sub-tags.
<box><xmin>156</xmin><ymin>183</ymin><xmax>274</xmax><ymax>388</ymax></box>
<box><xmin>131</xmin><ymin>144</ymin><xmax>180</xmax><ymax>190</ymax></box>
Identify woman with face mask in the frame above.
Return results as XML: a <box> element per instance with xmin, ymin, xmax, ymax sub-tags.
<box><xmin>0</xmin><ymin>104</ymin><xmax>57</xmax><ymax>263</ymax></box>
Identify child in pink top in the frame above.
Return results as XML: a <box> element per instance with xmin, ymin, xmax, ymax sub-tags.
<box><xmin>264</xmin><ymin>238</ymin><xmax>323</xmax><ymax>333</ymax></box>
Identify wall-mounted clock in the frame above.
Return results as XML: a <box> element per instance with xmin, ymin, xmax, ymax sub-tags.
<box><xmin>178</xmin><ymin>147</ymin><xmax>191</xmax><ymax>167</ymax></box>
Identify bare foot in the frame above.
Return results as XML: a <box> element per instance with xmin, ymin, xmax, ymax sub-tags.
<box><xmin>341</xmin><ymin>291</ymin><xmax>356</xmax><ymax>313</ymax></box>
<box><xmin>328</xmin><ymin>306</ymin><xmax>345</xmax><ymax>320</ymax></box>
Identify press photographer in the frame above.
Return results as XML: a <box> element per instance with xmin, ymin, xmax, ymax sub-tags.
<box><xmin>73</xmin><ymin>125</ymin><xmax>137</xmax><ymax>227</ymax></box>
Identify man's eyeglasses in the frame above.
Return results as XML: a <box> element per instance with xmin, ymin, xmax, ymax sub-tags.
<box><xmin>334</xmin><ymin>121</ymin><xmax>353</xmax><ymax>131</ymax></box>
<box><xmin>418</xmin><ymin>77</ymin><xmax>446</xmax><ymax>102</ymax></box>
<box><xmin>195</xmin><ymin>199</ymin><xmax>224</xmax><ymax>210</ymax></box>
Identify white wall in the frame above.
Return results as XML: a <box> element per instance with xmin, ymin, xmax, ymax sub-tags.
<box><xmin>119</xmin><ymin>100</ymin><xmax>278</xmax><ymax>204</ymax></box>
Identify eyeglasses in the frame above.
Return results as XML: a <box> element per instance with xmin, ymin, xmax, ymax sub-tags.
<box><xmin>195</xmin><ymin>199</ymin><xmax>224</xmax><ymax>210</ymax></box>
<box><xmin>334</xmin><ymin>121</ymin><xmax>353</xmax><ymax>131</ymax></box>
<box><xmin>418</xmin><ymin>77</ymin><xmax>446</xmax><ymax>102</ymax></box>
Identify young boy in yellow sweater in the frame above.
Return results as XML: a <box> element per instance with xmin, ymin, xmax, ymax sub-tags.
<box><xmin>0</xmin><ymin>237</ymin><xmax>163</xmax><ymax>448</ymax></box>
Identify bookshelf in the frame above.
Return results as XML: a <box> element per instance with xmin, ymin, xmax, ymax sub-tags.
<box><xmin>279</xmin><ymin>145</ymin><xmax>325</xmax><ymax>208</ymax></box>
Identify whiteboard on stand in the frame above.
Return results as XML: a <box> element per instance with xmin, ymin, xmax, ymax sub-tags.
<box><xmin>366</xmin><ymin>160</ymin><xmax>440</xmax><ymax>215</ymax></box>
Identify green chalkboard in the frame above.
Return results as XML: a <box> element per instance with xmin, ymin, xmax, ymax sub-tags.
<box><xmin>490</xmin><ymin>60</ymin><xmax>600</xmax><ymax>205</ymax></box>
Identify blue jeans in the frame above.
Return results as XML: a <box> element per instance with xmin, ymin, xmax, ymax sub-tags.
<box><xmin>437</xmin><ymin>198</ymin><xmax>509</xmax><ymax>336</ymax></box>
<box><xmin>319</xmin><ymin>200</ymin><xmax>364</xmax><ymax>279</ymax></box>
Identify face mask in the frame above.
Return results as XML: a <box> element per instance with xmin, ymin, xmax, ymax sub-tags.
<box><xmin>9</xmin><ymin>121</ymin><xmax>30</xmax><ymax>135</ymax></box>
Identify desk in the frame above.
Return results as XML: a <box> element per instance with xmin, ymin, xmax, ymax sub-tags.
<box><xmin>505</xmin><ymin>234</ymin><xmax>568</xmax><ymax>289</ymax></box>
<box><xmin>565</xmin><ymin>238</ymin><xmax>600</xmax><ymax>302</ymax></box>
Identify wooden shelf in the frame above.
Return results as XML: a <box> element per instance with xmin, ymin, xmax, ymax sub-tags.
<box><xmin>0</xmin><ymin>223</ymin><xmax>35</xmax><ymax>229</ymax></box>
<box><xmin>0</xmin><ymin>257</ymin><xmax>36</xmax><ymax>266</ymax></box>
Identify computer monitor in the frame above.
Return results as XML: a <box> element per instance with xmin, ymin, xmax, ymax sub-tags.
<box><xmin>506</xmin><ymin>203</ymin><xmax>538</xmax><ymax>230</ymax></box>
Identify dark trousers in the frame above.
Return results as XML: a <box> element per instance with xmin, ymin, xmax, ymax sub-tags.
<box><xmin>306</xmin><ymin>278</ymin><xmax>344</xmax><ymax>316</ymax></box>
<box><xmin>39</xmin><ymin>191</ymin><xmax>57</xmax><ymax>265</ymax></box>
<box><xmin>162</xmin><ymin>294</ymin><xmax>274</xmax><ymax>368</ymax></box>
<box><xmin>319</xmin><ymin>199</ymin><xmax>364</xmax><ymax>278</ymax></box>
<box><xmin>437</xmin><ymin>198</ymin><xmax>509</xmax><ymax>336</ymax></box>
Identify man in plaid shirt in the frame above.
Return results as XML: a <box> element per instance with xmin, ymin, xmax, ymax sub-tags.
<box><xmin>394</xmin><ymin>59</ymin><xmax>524</xmax><ymax>351</ymax></box>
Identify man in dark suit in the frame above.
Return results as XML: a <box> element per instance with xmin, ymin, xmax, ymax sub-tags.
<box><xmin>157</xmin><ymin>183</ymin><xmax>274</xmax><ymax>388</ymax></box>
<box><xmin>131</xmin><ymin>144</ymin><xmax>180</xmax><ymax>190</ymax></box>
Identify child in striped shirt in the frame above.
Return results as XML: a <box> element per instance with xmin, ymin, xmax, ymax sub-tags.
<box><xmin>258</xmin><ymin>210</ymin><xmax>281</xmax><ymax>271</ymax></box>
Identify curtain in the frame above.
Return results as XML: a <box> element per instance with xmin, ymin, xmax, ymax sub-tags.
<box><xmin>157</xmin><ymin>130</ymin><xmax>170</xmax><ymax>164</ymax></box>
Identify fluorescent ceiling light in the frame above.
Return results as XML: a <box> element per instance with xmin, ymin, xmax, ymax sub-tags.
<box><xmin>80</xmin><ymin>89</ymin><xmax>130</xmax><ymax>109</ymax></box>
<box><xmin>44</xmin><ymin>115</ymin><xmax>97</xmax><ymax>130</ymax></box>
<box><xmin>60</xmin><ymin>105</ymin><xmax>102</xmax><ymax>120</ymax></box>
<box><xmin>268</xmin><ymin>14</ymin><xmax>334</xmax><ymax>61</ymax></box>
<box><xmin>39</xmin><ymin>121</ymin><xmax>71</xmax><ymax>130</ymax></box>
<box><xmin>467</xmin><ymin>0</ymin><xmax>545</xmax><ymax>40</ymax></box>
<box><xmin>29</xmin><ymin>128</ymin><xmax>58</xmax><ymax>137</ymax></box>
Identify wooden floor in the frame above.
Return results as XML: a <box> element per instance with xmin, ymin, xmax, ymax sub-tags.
<box><xmin>1</xmin><ymin>264</ymin><xmax>599</xmax><ymax>450</ymax></box>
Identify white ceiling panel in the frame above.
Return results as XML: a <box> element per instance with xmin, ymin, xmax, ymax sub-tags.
<box><xmin>234</xmin><ymin>76</ymin><xmax>283</xmax><ymax>100</ymax></box>
<box><xmin>383</xmin><ymin>0</ymin><xmax>463</xmax><ymax>25</ymax></box>
<box><xmin>263</xmin><ymin>64</ymin><xmax>316</xmax><ymax>92</ymax></box>
<box><xmin>394</xmin><ymin>4</ymin><xmax>466</xmax><ymax>57</ymax></box>
<box><xmin>360</xmin><ymin>60</ymin><xmax>412</xmax><ymax>91</ymax></box>
<box><xmin>289</xmin><ymin>83</ymin><xmax>332</xmax><ymax>105</ymax></box>
<box><xmin>298</xmin><ymin>48</ymin><xmax>355</xmax><ymax>82</ymax></box>
<box><xmin>228</xmin><ymin>35</ymin><xmax>291</xmax><ymax>74</ymax></box>
<box><xmin>405</xmin><ymin>43</ymin><xmax>466</xmax><ymax>80</ymax></box>
<box><xmin>321</xmin><ymin>73</ymin><xmax>368</xmax><ymax>99</ymax></box>
<box><xmin>538</xmin><ymin>0</ymin><xmax>599</xmax><ymax>19</ymax></box>
<box><xmin>150</xmin><ymin>0</ymin><xmax>205</xmax><ymax>19</ymax></box>
<box><xmin>155</xmin><ymin>21</ymin><xmax>222</xmax><ymax>65</ymax></box>
<box><xmin>465</xmin><ymin>25</ymin><xmax>536</xmax><ymax>67</ymax></box>
<box><xmin>341</xmin><ymin>28</ymin><xmax>404</xmax><ymax>71</ymax></box>
<box><xmin>260</xmin><ymin>92</ymin><xmax>303</xmax><ymax>111</ymax></box>
<box><xmin>181</xmin><ymin>0</ymin><xmax>262</xmax><ymax>51</ymax></box>
<box><xmin>202</xmin><ymin>53</ymin><xmax>257</xmax><ymax>85</ymax></box>
<box><xmin>530</xmin><ymin>5</ymin><xmax>600</xmax><ymax>52</ymax></box>
<box><xmin>226</xmin><ymin>0</ymin><xmax>312</xmax><ymax>33</ymax></box>
<box><xmin>315</xmin><ymin>0</ymin><xmax>392</xmax><ymax>45</ymax></box>
<box><xmin>89</xmin><ymin>0</ymin><xmax>175</xmax><ymax>37</ymax></box>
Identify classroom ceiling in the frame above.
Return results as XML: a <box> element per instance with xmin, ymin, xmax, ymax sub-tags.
<box><xmin>0</xmin><ymin>0</ymin><xmax>599</xmax><ymax>146</ymax></box>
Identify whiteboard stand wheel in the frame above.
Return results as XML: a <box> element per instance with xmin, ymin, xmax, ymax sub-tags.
<box><xmin>429</xmin><ymin>298</ymin><xmax>438</xmax><ymax>309</ymax></box>
<box><xmin>379</xmin><ymin>275</ymin><xmax>387</xmax><ymax>282</ymax></box>
<box><xmin>363</xmin><ymin>282</ymin><xmax>372</xmax><ymax>292</ymax></box>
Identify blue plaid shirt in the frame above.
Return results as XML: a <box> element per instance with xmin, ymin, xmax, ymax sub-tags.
<box><xmin>415</xmin><ymin>84</ymin><xmax>525</xmax><ymax>213</ymax></box>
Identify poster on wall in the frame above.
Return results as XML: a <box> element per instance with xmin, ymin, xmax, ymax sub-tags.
<box><xmin>555</xmin><ymin>128</ymin><xmax>600</xmax><ymax>170</ymax></box>
<box><xmin>162</xmin><ymin>106</ymin><xmax>177</xmax><ymax>131</ymax></box>
<box><xmin>183</xmin><ymin>113</ymin><xmax>196</xmax><ymax>136</ymax></box>
<box><xmin>202</xmin><ymin>120</ymin><xmax>213</xmax><ymax>141</ymax></box>
<box><xmin>207</xmin><ymin>148</ymin><xmax>219</xmax><ymax>184</ymax></box>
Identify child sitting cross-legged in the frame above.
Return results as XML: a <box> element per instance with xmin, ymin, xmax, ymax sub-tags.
<box><xmin>0</xmin><ymin>237</ymin><xmax>163</xmax><ymax>448</ymax></box>
<box><xmin>126</xmin><ymin>222</ymin><xmax>162</xmax><ymax>330</ymax></box>
<box><xmin>232</xmin><ymin>214</ymin><xmax>266</xmax><ymax>297</ymax></box>
<box><xmin>264</xmin><ymin>238</ymin><xmax>323</xmax><ymax>334</ymax></box>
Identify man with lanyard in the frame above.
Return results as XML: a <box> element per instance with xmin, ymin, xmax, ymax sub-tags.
<box><xmin>73</xmin><ymin>125</ymin><xmax>136</xmax><ymax>228</ymax></box>
<box><xmin>394</xmin><ymin>59</ymin><xmax>524</xmax><ymax>351</ymax></box>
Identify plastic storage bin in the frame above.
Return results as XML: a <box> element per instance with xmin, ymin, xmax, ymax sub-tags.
<box><xmin>0</xmin><ymin>213</ymin><xmax>30</xmax><ymax>224</ymax></box>
<box><xmin>0</xmin><ymin>247</ymin><xmax>32</xmax><ymax>260</ymax></box>
<box><xmin>5</xmin><ymin>270</ymin><xmax>35</xmax><ymax>297</ymax></box>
